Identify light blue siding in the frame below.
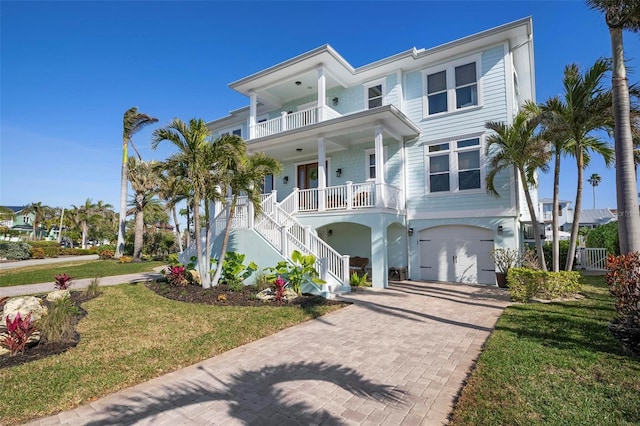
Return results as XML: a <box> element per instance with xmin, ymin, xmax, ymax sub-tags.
<box><xmin>404</xmin><ymin>44</ymin><xmax>512</xmax><ymax>215</ymax></box>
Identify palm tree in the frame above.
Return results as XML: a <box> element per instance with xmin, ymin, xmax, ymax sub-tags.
<box><xmin>588</xmin><ymin>173</ymin><xmax>602</xmax><ymax>208</ymax></box>
<box><xmin>539</xmin><ymin>60</ymin><xmax>615</xmax><ymax>270</ymax></box>
<box><xmin>127</xmin><ymin>157</ymin><xmax>161</xmax><ymax>261</ymax></box>
<box><xmin>152</xmin><ymin>118</ymin><xmax>219</xmax><ymax>288</ymax></box>
<box><xmin>587</xmin><ymin>0</ymin><xmax>640</xmax><ymax>254</ymax></box>
<box><xmin>210</xmin><ymin>139</ymin><xmax>281</xmax><ymax>287</ymax></box>
<box><xmin>72</xmin><ymin>199</ymin><xmax>99</xmax><ymax>249</ymax></box>
<box><xmin>22</xmin><ymin>202</ymin><xmax>50</xmax><ymax>240</ymax></box>
<box><xmin>485</xmin><ymin>108</ymin><xmax>551</xmax><ymax>271</ymax></box>
<box><xmin>156</xmin><ymin>163</ymin><xmax>189</xmax><ymax>253</ymax></box>
<box><xmin>116</xmin><ymin>107</ymin><xmax>158</xmax><ymax>259</ymax></box>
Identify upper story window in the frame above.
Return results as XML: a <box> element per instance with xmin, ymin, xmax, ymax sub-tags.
<box><xmin>364</xmin><ymin>147</ymin><xmax>387</xmax><ymax>181</ymax></box>
<box><xmin>426</xmin><ymin>136</ymin><xmax>482</xmax><ymax>193</ymax></box>
<box><xmin>220</xmin><ymin>127</ymin><xmax>242</xmax><ymax>137</ymax></box>
<box><xmin>423</xmin><ymin>54</ymin><xmax>482</xmax><ymax>117</ymax></box>
<box><xmin>23</xmin><ymin>216</ymin><xmax>30</xmax><ymax>223</ymax></box>
<box><xmin>364</xmin><ymin>79</ymin><xmax>385</xmax><ymax>110</ymax></box>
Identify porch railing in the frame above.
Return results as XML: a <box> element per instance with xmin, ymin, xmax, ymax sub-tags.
<box><xmin>280</xmin><ymin>182</ymin><xmax>404</xmax><ymax>213</ymax></box>
<box><xmin>251</xmin><ymin>105</ymin><xmax>341</xmax><ymax>139</ymax></box>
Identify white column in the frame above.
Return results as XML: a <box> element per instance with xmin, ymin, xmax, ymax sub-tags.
<box><xmin>317</xmin><ymin>137</ymin><xmax>326</xmax><ymax>211</ymax></box>
<box><xmin>317</xmin><ymin>65</ymin><xmax>326</xmax><ymax>122</ymax></box>
<box><xmin>281</xmin><ymin>111</ymin><xmax>287</xmax><ymax>131</ymax></box>
<box><xmin>371</xmin><ymin>225</ymin><xmax>388</xmax><ymax>289</ymax></box>
<box><xmin>375</xmin><ymin>126</ymin><xmax>385</xmax><ymax>208</ymax></box>
<box><xmin>249</xmin><ymin>91</ymin><xmax>257</xmax><ymax>139</ymax></box>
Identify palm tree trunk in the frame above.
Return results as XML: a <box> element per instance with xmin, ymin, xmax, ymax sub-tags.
<box><xmin>521</xmin><ymin>169</ymin><xmax>547</xmax><ymax>271</ymax></box>
<box><xmin>201</xmin><ymin>199</ymin><xmax>212</xmax><ymax>287</ymax></box>
<box><xmin>81</xmin><ymin>221</ymin><xmax>88</xmax><ymax>249</ymax></box>
<box><xmin>172</xmin><ymin>206</ymin><xmax>183</xmax><ymax>252</ymax></box>
<box><xmin>552</xmin><ymin>151</ymin><xmax>561</xmax><ymax>271</ymax></box>
<box><xmin>566</xmin><ymin>150</ymin><xmax>585</xmax><ymax>270</ymax></box>
<box><xmin>611</xmin><ymin>26</ymin><xmax>640</xmax><ymax>254</ymax></box>
<box><xmin>116</xmin><ymin>152</ymin><xmax>128</xmax><ymax>258</ymax></box>
<box><xmin>211</xmin><ymin>197</ymin><xmax>237</xmax><ymax>287</ymax></box>
<box><xmin>193</xmin><ymin>195</ymin><xmax>209</xmax><ymax>288</ymax></box>
<box><xmin>185</xmin><ymin>207</ymin><xmax>191</xmax><ymax>247</ymax></box>
<box><xmin>133</xmin><ymin>207</ymin><xmax>144</xmax><ymax>262</ymax></box>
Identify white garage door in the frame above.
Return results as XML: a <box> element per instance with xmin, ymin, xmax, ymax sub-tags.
<box><xmin>419</xmin><ymin>226</ymin><xmax>495</xmax><ymax>285</ymax></box>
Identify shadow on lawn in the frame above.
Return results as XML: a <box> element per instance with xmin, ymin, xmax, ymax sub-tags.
<box><xmin>497</xmin><ymin>303</ymin><xmax>626</xmax><ymax>356</ymax></box>
<box><xmin>84</xmin><ymin>361</ymin><xmax>404</xmax><ymax>425</ymax></box>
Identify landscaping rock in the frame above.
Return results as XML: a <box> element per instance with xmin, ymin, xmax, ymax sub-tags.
<box><xmin>3</xmin><ymin>296</ymin><xmax>48</xmax><ymax>322</ymax></box>
<box><xmin>46</xmin><ymin>290</ymin><xmax>70</xmax><ymax>302</ymax></box>
<box><xmin>188</xmin><ymin>270</ymin><xmax>201</xmax><ymax>285</ymax></box>
<box><xmin>256</xmin><ymin>288</ymin><xmax>299</xmax><ymax>301</ymax></box>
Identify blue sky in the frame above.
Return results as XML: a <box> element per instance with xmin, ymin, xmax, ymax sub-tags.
<box><xmin>1</xmin><ymin>1</ymin><xmax>638</xmax><ymax>220</ymax></box>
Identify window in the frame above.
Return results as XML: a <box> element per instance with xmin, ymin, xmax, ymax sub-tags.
<box><xmin>220</xmin><ymin>127</ymin><xmax>242</xmax><ymax>137</ymax></box>
<box><xmin>423</xmin><ymin>56</ymin><xmax>481</xmax><ymax>116</ymax></box>
<box><xmin>23</xmin><ymin>216</ymin><xmax>30</xmax><ymax>223</ymax></box>
<box><xmin>364</xmin><ymin>147</ymin><xmax>387</xmax><ymax>181</ymax></box>
<box><xmin>261</xmin><ymin>174</ymin><xmax>274</xmax><ymax>193</ymax></box>
<box><xmin>364</xmin><ymin>79</ymin><xmax>385</xmax><ymax>109</ymax></box>
<box><xmin>426</xmin><ymin>137</ymin><xmax>482</xmax><ymax>193</ymax></box>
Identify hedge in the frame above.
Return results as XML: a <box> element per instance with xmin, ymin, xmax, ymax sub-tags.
<box><xmin>0</xmin><ymin>241</ymin><xmax>32</xmax><ymax>260</ymax></box>
<box><xmin>507</xmin><ymin>268</ymin><xmax>582</xmax><ymax>302</ymax></box>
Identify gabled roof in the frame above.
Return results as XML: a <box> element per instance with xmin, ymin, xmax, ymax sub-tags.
<box><xmin>1</xmin><ymin>206</ymin><xmax>26</xmax><ymax>213</ymax></box>
<box><xmin>577</xmin><ymin>209</ymin><xmax>616</xmax><ymax>224</ymax></box>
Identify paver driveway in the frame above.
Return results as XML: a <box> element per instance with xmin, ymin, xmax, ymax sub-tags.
<box><xmin>26</xmin><ymin>281</ymin><xmax>510</xmax><ymax>425</ymax></box>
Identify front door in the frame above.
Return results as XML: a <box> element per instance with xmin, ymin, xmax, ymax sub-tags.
<box><xmin>297</xmin><ymin>163</ymin><xmax>319</xmax><ymax>189</ymax></box>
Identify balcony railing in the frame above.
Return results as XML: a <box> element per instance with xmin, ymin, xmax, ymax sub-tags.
<box><xmin>252</xmin><ymin>105</ymin><xmax>341</xmax><ymax>139</ymax></box>
<box><xmin>280</xmin><ymin>182</ymin><xmax>404</xmax><ymax>214</ymax></box>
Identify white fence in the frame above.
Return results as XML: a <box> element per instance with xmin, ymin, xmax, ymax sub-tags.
<box><xmin>578</xmin><ymin>247</ymin><xmax>608</xmax><ymax>271</ymax></box>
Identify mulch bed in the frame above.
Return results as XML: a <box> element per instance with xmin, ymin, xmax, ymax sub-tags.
<box><xmin>146</xmin><ymin>281</ymin><xmax>349</xmax><ymax>309</ymax></box>
<box><xmin>1</xmin><ymin>282</ymin><xmax>349</xmax><ymax>370</ymax></box>
<box><xmin>0</xmin><ymin>291</ymin><xmax>96</xmax><ymax>370</ymax></box>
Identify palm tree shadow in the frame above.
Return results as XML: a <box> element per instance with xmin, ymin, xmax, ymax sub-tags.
<box><xmin>84</xmin><ymin>361</ymin><xmax>405</xmax><ymax>425</ymax></box>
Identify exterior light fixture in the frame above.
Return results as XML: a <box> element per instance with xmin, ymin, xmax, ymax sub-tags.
<box><xmin>408</xmin><ymin>227</ymin><xmax>414</xmax><ymax>236</ymax></box>
<box><xmin>497</xmin><ymin>225</ymin><xmax>503</xmax><ymax>235</ymax></box>
<box><xmin>332</xmin><ymin>97</ymin><xmax>339</xmax><ymax>106</ymax></box>
<box><xmin>283</xmin><ymin>176</ymin><xmax>289</xmax><ymax>184</ymax></box>
<box><xmin>295</xmin><ymin>81</ymin><xmax>301</xmax><ymax>86</ymax></box>
<box><xmin>336</xmin><ymin>168</ymin><xmax>342</xmax><ymax>177</ymax></box>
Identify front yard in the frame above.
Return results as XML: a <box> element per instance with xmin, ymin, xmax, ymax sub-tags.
<box><xmin>0</xmin><ymin>283</ymin><xmax>346</xmax><ymax>424</ymax></box>
<box><xmin>450</xmin><ymin>275</ymin><xmax>640</xmax><ymax>425</ymax></box>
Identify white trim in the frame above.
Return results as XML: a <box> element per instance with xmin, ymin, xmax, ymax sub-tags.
<box><xmin>363</xmin><ymin>77</ymin><xmax>386</xmax><ymax>109</ymax></box>
<box><xmin>409</xmin><ymin>207</ymin><xmax>517</xmax><ymax>220</ymax></box>
<box><xmin>421</xmin><ymin>53</ymin><xmax>483</xmax><ymax>118</ymax></box>
<box><xmin>504</xmin><ymin>42</ymin><xmax>515</xmax><ymax>120</ymax></box>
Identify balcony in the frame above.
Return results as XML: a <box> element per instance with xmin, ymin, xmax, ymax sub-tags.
<box><xmin>252</xmin><ymin>105</ymin><xmax>342</xmax><ymax>139</ymax></box>
<box><xmin>279</xmin><ymin>182</ymin><xmax>405</xmax><ymax>214</ymax></box>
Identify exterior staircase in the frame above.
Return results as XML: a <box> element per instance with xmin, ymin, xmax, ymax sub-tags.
<box><xmin>179</xmin><ymin>192</ymin><xmax>351</xmax><ymax>298</ymax></box>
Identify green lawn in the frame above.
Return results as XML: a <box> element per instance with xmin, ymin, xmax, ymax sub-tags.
<box><xmin>450</xmin><ymin>275</ymin><xmax>640</xmax><ymax>425</ymax></box>
<box><xmin>0</xmin><ymin>283</ymin><xmax>347</xmax><ymax>424</ymax></box>
<box><xmin>0</xmin><ymin>260</ymin><xmax>165</xmax><ymax>287</ymax></box>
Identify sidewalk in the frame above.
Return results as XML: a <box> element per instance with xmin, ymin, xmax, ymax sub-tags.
<box><xmin>0</xmin><ymin>264</ymin><xmax>165</xmax><ymax>298</ymax></box>
<box><xmin>0</xmin><ymin>255</ymin><xmax>100</xmax><ymax>270</ymax></box>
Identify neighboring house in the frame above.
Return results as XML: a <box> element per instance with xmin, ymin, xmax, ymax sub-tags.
<box><xmin>538</xmin><ymin>198</ymin><xmax>573</xmax><ymax>240</ymax></box>
<box><xmin>0</xmin><ymin>206</ymin><xmax>37</xmax><ymax>238</ymax></box>
<box><xmin>189</xmin><ymin>18</ymin><xmax>536</xmax><ymax>293</ymax></box>
<box><xmin>569</xmin><ymin>208</ymin><xmax>617</xmax><ymax>230</ymax></box>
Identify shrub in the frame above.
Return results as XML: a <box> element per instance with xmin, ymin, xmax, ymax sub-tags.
<box><xmin>84</xmin><ymin>277</ymin><xmax>101</xmax><ymax>298</ymax></box>
<box><xmin>168</xmin><ymin>253</ymin><xmax>180</xmax><ymax>266</ymax></box>
<box><xmin>606</xmin><ymin>253</ymin><xmax>640</xmax><ymax>326</ymax></box>
<box><xmin>350</xmin><ymin>271</ymin><xmax>369</xmax><ymax>287</ymax></box>
<box><xmin>491</xmin><ymin>248</ymin><xmax>521</xmax><ymax>274</ymax></box>
<box><xmin>98</xmin><ymin>249</ymin><xmax>114</xmax><ymax>260</ymax></box>
<box><xmin>43</xmin><ymin>246</ymin><xmax>60</xmax><ymax>258</ymax></box>
<box><xmin>31</xmin><ymin>247</ymin><xmax>46</xmax><ymax>259</ymax></box>
<box><xmin>38</xmin><ymin>298</ymin><xmax>79</xmax><ymax>342</ymax></box>
<box><xmin>543</xmin><ymin>240</ymin><xmax>571</xmax><ymax>270</ymax></box>
<box><xmin>0</xmin><ymin>241</ymin><xmax>31</xmax><ymax>260</ymax></box>
<box><xmin>274</xmin><ymin>275</ymin><xmax>286</xmax><ymax>302</ymax></box>
<box><xmin>53</xmin><ymin>273</ymin><xmax>73</xmax><ymax>290</ymax></box>
<box><xmin>254</xmin><ymin>273</ymin><xmax>271</xmax><ymax>291</ymax></box>
<box><xmin>216</xmin><ymin>252</ymin><xmax>257</xmax><ymax>287</ymax></box>
<box><xmin>0</xmin><ymin>312</ymin><xmax>38</xmax><ymax>356</ymax></box>
<box><xmin>507</xmin><ymin>268</ymin><xmax>582</xmax><ymax>302</ymax></box>
<box><xmin>265</xmin><ymin>250</ymin><xmax>325</xmax><ymax>294</ymax></box>
<box><xmin>586</xmin><ymin>222</ymin><xmax>620</xmax><ymax>255</ymax></box>
<box><xmin>226</xmin><ymin>280</ymin><xmax>245</xmax><ymax>292</ymax></box>
<box><xmin>28</xmin><ymin>241</ymin><xmax>59</xmax><ymax>248</ymax></box>
<box><xmin>118</xmin><ymin>256</ymin><xmax>133</xmax><ymax>264</ymax></box>
<box><xmin>165</xmin><ymin>265</ymin><xmax>187</xmax><ymax>286</ymax></box>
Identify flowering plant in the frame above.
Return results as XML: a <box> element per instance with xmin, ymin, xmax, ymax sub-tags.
<box><xmin>166</xmin><ymin>265</ymin><xmax>187</xmax><ymax>286</ymax></box>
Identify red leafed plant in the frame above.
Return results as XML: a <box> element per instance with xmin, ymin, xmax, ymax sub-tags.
<box><xmin>274</xmin><ymin>275</ymin><xmax>287</xmax><ymax>302</ymax></box>
<box><xmin>166</xmin><ymin>265</ymin><xmax>187</xmax><ymax>286</ymax></box>
<box><xmin>1</xmin><ymin>312</ymin><xmax>38</xmax><ymax>356</ymax></box>
<box><xmin>606</xmin><ymin>253</ymin><xmax>640</xmax><ymax>324</ymax></box>
<box><xmin>53</xmin><ymin>273</ymin><xmax>73</xmax><ymax>290</ymax></box>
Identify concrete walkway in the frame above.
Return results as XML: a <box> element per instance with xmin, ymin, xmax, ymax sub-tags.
<box><xmin>24</xmin><ymin>280</ymin><xmax>510</xmax><ymax>425</ymax></box>
<box><xmin>0</xmin><ymin>255</ymin><xmax>100</xmax><ymax>270</ymax></box>
<box><xmin>0</xmin><ymin>259</ymin><xmax>165</xmax><ymax>298</ymax></box>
